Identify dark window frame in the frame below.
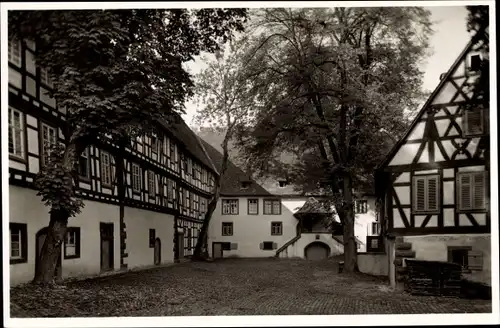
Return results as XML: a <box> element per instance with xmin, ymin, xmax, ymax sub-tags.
<box><xmin>271</xmin><ymin>221</ymin><xmax>283</xmax><ymax>235</ymax></box>
<box><xmin>149</xmin><ymin>229</ymin><xmax>156</xmax><ymax>248</ymax></box>
<box><xmin>221</xmin><ymin>199</ymin><xmax>239</xmax><ymax>215</ymax></box>
<box><xmin>263</xmin><ymin>199</ymin><xmax>281</xmax><ymax>215</ymax></box>
<box><xmin>248</xmin><ymin>199</ymin><xmax>259</xmax><ymax>215</ymax></box>
<box><xmin>222</xmin><ymin>222</ymin><xmax>233</xmax><ymax>236</ymax></box>
<box><xmin>10</xmin><ymin>223</ymin><xmax>28</xmax><ymax>264</ymax></box>
<box><xmin>64</xmin><ymin>227</ymin><xmax>81</xmax><ymax>260</ymax></box>
<box><xmin>262</xmin><ymin>241</ymin><xmax>274</xmax><ymax>250</ymax></box>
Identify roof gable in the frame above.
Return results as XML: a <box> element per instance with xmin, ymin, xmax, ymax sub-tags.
<box><xmin>379</xmin><ymin>37</ymin><xmax>484</xmax><ymax>169</ymax></box>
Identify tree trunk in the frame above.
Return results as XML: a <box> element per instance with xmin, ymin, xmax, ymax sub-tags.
<box><xmin>341</xmin><ymin>174</ymin><xmax>358</xmax><ymax>273</ymax></box>
<box><xmin>32</xmin><ymin>209</ymin><xmax>69</xmax><ymax>284</ymax></box>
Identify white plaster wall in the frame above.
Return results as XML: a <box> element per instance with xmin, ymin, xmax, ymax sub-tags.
<box><xmin>358</xmin><ymin>253</ymin><xmax>388</xmax><ymax>276</ymax></box>
<box><xmin>403</xmin><ymin>234</ymin><xmax>491</xmax><ymax>286</ymax></box>
<box><xmin>208</xmin><ymin>197</ymin><xmax>304</xmax><ymax>258</ymax></box>
<box><xmin>354</xmin><ymin>196</ymin><xmax>378</xmax><ymax>252</ymax></box>
<box><xmin>9</xmin><ymin>186</ymin><xmax>121</xmax><ymax>286</ymax></box>
<box><xmin>123</xmin><ymin>207</ymin><xmax>175</xmax><ymax>268</ymax></box>
<box><xmin>290</xmin><ymin>233</ymin><xmax>344</xmax><ymax>258</ymax></box>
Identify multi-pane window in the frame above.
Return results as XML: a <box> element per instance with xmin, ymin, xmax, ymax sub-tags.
<box><xmin>457</xmin><ymin>171</ymin><xmax>486</xmax><ymax>211</ymax></box>
<box><xmin>78</xmin><ymin>148</ymin><xmax>90</xmax><ymax>179</ymax></box>
<box><xmin>101</xmin><ymin>151</ymin><xmax>112</xmax><ymax>186</ymax></box>
<box><xmin>41</xmin><ymin>123</ymin><xmax>57</xmax><ymax>166</ymax></box>
<box><xmin>222</xmin><ymin>199</ymin><xmax>239</xmax><ymax>215</ymax></box>
<box><xmin>222</xmin><ymin>222</ymin><xmax>233</xmax><ymax>236</ymax></box>
<box><xmin>371</xmin><ymin>222</ymin><xmax>381</xmax><ymax>235</ymax></box>
<box><xmin>264</xmin><ymin>199</ymin><xmax>281</xmax><ymax>215</ymax></box>
<box><xmin>10</xmin><ymin>226</ymin><xmax>22</xmax><ymax>259</ymax></box>
<box><xmin>148</xmin><ymin>170</ymin><xmax>155</xmax><ymax>197</ymax></box>
<box><xmin>64</xmin><ymin>228</ymin><xmax>79</xmax><ymax>258</ymax></box>
<box><xmin>201</xmin><ymin>198</ymin><xmax>206</xmax><ymax>213</ymax></box>
<box><xmin>248</xmin><ymin>199</ymin><xmax>259</xmax><ymax>215</ymax></box>
<box><xmin>463</xmin><ymin>107</ymin><xmax>485</xmax><ymax>137</ymax></box>
<box><xmin>132</xmin><ymin>163</ymin><xmax>141</xmax><ymax>192</ymax></box>
<box><xmin>167</xmin><ymin>179</ymin><xmax>174</xmax><ymax>200</ymax></box>
<box><xmin>8</xmin><ymin>39</ymin><xmax>21</xmax><ymax>66</ymax></box>
<box><xmin>8</xmin><ymin>107</ymin><xmax>24</xmax><ymax>159</ymax></box>
<box><xmin>185</xmin><ymin>190</ymin><xmax>190</xmax><ymax>209</ymax></box>
<box><xmin>413</xmin><ymin>175</ymin><xmax>440</xmax><ymax>214</ymax></box>
<box><xmin>40</xmin><ymin>68</ymin><xmax>52</xmax><ymax>87</ymax></box>
<box><xmin>271</xmin><ymin>222</ymin><xmax>283</xmax><ymax>235</ymax></box>
<box><xmin>355</xmin><ymin>200</ymin><xmax>368</xmax><ymax>214</ymax></box>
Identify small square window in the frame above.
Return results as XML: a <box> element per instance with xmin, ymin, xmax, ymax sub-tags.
<box><xmin>64</xmin><ymin>227</ymin><xmax>80</xmax><ymax>259</ymax></box>
<box><xmin>222</xmin><ymin>222</ymin><xmax>233</xmax><ymax>236</ymax></box>
<box><xmin>241</xmin><ymin>181</ymin><xmax>251</xmax><ymax>189</ymax></box>
<box><xmin>262</xmin><ymin>241</ymin><xmax>274</xmax><ymax>250</ymax></box>
<box><xmin>271</xmin><ymin>222</ymin><xmax>282</xmax><ymax>235</ymax></box>
<box><xmin>278</xmin><ymin>180</ymin><xmax>288</xmax><ymax>188</ymax></box>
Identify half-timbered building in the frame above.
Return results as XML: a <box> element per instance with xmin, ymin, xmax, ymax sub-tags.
<box><xmin>377</xmin><ymin>36</ymin><xmax>491</xmax><ymax>286</ymax></box>
<box><xmin>7</xmin><ymin>36</ymin><xmax>218</xmax><ymax>285</ymax></box>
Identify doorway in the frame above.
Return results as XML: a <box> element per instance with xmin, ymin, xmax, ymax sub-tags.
<box><xmin>100</xmin><ymin>223</ymin><xmax>114</xmax><ymax>271</ymax></box>
<box><xmin>177</xmin><ymin>231</ymin><xmax>184</xmax><ymax>259</ymax></box>
<box><xmin>154</xmin><ymin>238</ymin><xmax>161</xmax><ymax>265</ymax></box>
<box><xmin>212</xmin><ymin>242</ymin><xmax>223</xmax><ymax>259</ymax></box>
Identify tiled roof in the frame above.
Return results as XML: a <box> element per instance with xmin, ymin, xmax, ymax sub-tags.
<box><xmin>294</xmin><ymin>197</ymin><xmax>334</xmax><ymax>215</ymax></box>
<box><xmin>198</xmin><ymin>138</ymin><xmax>273</xmax><ymax>197</ymax></box>
<box><xmin>159</xmin><ymin>114</ymin><xmax>217</xmax><ymax>174</ymax></box>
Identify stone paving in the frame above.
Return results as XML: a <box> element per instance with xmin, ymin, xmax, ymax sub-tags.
<box><xmin>10</xmin><ymin>258</ymin><xmax>491</xmax><ymax>317</ymax></box>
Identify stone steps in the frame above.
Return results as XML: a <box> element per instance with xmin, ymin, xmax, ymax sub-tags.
<box><xmin>395</xmin><ymin>242</ymin><xmax>412</xmax><ymax>250</ymax></box>
<box><xmin>395</xmin><ymin>250</ymin><xmax>416</xmax><ymax>258</ymax></box>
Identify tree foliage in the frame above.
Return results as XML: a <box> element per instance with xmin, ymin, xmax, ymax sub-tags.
<box><xmin>8</xmin><ymin>8</ymin><xmax>247</xmax><ymax>282</ymax></box>
<box><xmin>229</xmin><ymin>8</ymin><xmax>433</xmax><ymax>271</ymax></box>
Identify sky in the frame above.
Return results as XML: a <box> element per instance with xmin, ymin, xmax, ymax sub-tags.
<box><xmin>181</xmin><ymin>6</ymin><xmax>471</xmax><ymax>127</ymax></box>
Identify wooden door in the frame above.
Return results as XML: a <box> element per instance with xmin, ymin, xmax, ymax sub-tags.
<box><xmin>177</xmin><ymin>232</ymin><xmax>184</xmax><ymax>259</ymax></box>
<box><xmin>100</xmin><ymin>223</ymin><xmax>114</xmax><ymax>271</ymax></box>
<box><xmin>213</xmin><ymin>243</ymin><xmax>223</xmax><ymax>259</ymax></box>
<box><xmin>154</xmin><ymin>239</ymin><xmax>161</xmax><ymax>265</ymax></box>
<box><xmin>305</xmin><ymin>243</ymin><xmax>329</xmax><ymax>260</ymax></box>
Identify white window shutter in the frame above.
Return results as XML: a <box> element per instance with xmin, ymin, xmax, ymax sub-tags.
<box><xmin>459</xmin><ymin>174</ymin><xmax>472</xmax><ymax>211</ymax></box>
<box><xmin>230</xmin><ymin>243</ymin><xmax>238</xmax><ymax>250</ymax></box>
<box><xmin>427</xmin><ymin>176</ymin><xmax>439</xmax><ymax>211</ymax></box>
<box><xmin>414</xmin><ymin>177</ymin><xmax>426</xmax><ymax>212</ymax></box>
<box><xmin>272</xmin><ymin>242</ymin><xmax>278</xmax><ymax>250</ymax></box>
<box><xmin>473</xmin><ymin>172</ymin><xmax>486</xmax><ymax>209</ymax></box>
<box><xmin>465</xmin><ymin>109</ymin><xmax>484</xmax><ymax>135</ymax></box>
<box><xmin>468</xmin><ymin>250</ymin><xmax>483</xmax><ymax>271</ymax></box>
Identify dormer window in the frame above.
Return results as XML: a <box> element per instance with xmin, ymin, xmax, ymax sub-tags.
<box><xmin>241</xmin><ymin>181</ymin><xmax>251</xmax><ymax>189</ymax></box>
<box><xmin>278</xmin><ymin>180</ymin><xmax>288</xmax><ymax>188</ymax></box>
<box><xmin>463</xmin><ymin>107</ymin><xmax>485</xmax><ymax>137</ymax></box>
<box><xmin>469</xmin><ymin>54</ymin><xmax>482</xmax><ymax>72</ymax></box>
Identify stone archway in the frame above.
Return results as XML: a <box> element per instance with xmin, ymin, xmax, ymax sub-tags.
<box><xmin>304</xmin><ymin>242</ymin><xmax>331</xmax><ymax>260</ymax></box>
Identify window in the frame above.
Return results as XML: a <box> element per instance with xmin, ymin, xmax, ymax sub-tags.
<box><xmin>64</xmin><ymin>227</ymin><xmax>80</xmax><ymax>259</ymax></box>
<box><xmin>148</xmin><ymin>170</ymin><xmax>156</xmax><ymax>197</ymax></box>
<box><xmin>248</xmin><ymin>199</ymin><xmax>259</xmax><ymax>215</ymax></box>
<box><xmin>185</xmin><ymin>190</ymin><xmax>190</xmax><ymax>209</ymax></box>
<box><xmin>8</xmin><ymin>107</ymin><xmax>24</xmax><ymax>159</ymax></box>
<box><xmin>10</xmin><ymin>223</ymin><xmax>27</xmax><ymax>264</ymax></box>
<box><xmin>355</xmin><ymin>200</ymin><xmax>368</xmax><ymax>214</ymax></box>
<box><xmin>447</xmin><ymin>246</ymin><xmax>484</xmax><ymax>272</ymax></box>
<box><xmin>222</xmin><ymin>199</ymin><xmax>239</xmax><ymax>215</ymax></box>
<box><xmin>412</xmin><ymin>175</ymin><xmax>440</xmax><ymax>214</ymax></box>
<box><xmin>101</xmin><ymin>151</ymin><xmax>112</xmax><ymax>186</ymax></box>
<box><xmin>201</xmin><ymin>198</ymin><xmax>206</xmax><ymax>214</ymax></box>
<box><xmin>167</xmin><ymin>179</ymin><xmax>174</xmax><ymax>201</ymax></box>
<box><xmin>41</xmin><ymin>123</ymin><xmax>57</xmax><ymax>166</ymax></box>
<box><xmin>371</xmin><ymin>222</ymin><xmax>381</xmax><ymax>235</ymax></box>
<box><xmin>8</xmin><ymin>39</ymin><xmax>21</xmax><ymax>66</ymax></box>
<box><xmin>278</xmin><ymin>180</ymin><xmax>288</xmax><ymax>188</ymax></box>
<box><xmin>222</xmin><ymin>222</ymin><xmax>233</xmax><ymax>236</ymax></box>
<box><xmin>264</xmin><ymin>199</ymin><xmax>281</xmax><ymax>215</ymax></box>
<box><xmin>241</xmin><ymin>181</ymin><xmax>251</xmax><ymax>189</ymax></box>
<box><xmin>463</xmin><ymin>107</ymin><xmax>485</xmax><ymax>136</ymax></box>
<box><xmin>469</xmin><ymin>54</ymin><xmax>482</xmax><ymax>72</ymax></box>
<box><xmin>261</xmin><ymin>241</ymin><xmax>275</xmax><ymax>251</ymax></box>
<box><xmin>271</xmin><ymin>222</ymin><xmax>283</xmax><ymax>235</ymax></box>
<box><xmin>457</xmin><ymin>171</ymin><xmax>487</xmax><ymax>211</ymax></box>
<box><xmin>78</xmin><ymin>147</ymin><xmax>90</xmax><ymax>179</ymax></box>
<box><xmin>132</xmin><ymin>163</ymin><xmax>141</xmax><ymax>192</ymax></box>
<box><xmin>40</xmin><ymin>68</ymin><xmax>52</xmax><ymax>87</ymax></box>
<box><xmin>149</xmin><ymin>229</ymin><xmax>156</xmax><ymax>248</ymax></box>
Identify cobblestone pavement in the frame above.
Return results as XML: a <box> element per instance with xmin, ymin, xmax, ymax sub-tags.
<box><xmin>10</xmin><ymin>258</ymin><xmax>491</xmax><ymax>317</ymax></box>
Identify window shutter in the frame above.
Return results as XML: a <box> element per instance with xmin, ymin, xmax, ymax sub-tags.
<box><xmin>230</xmin><ymin>243</ymin><xmax>238</xmax><ymax>250</ymax></box>
<box><xmin>272</xmin><ymin>242</ymin><xmax>278</xmax><ymax>250</ymax></box>
<box><xmin>467</xmin><ymin>250</ymin><xmax>483</xmax><ymax>271</ymax></box>
<box><xmin>427</xmin><ymin>176</ymin><xmax>439</xmax><ymax>211</ymax></box>
<box><xmin>259</xmin><ymin>242</ymin><xmax>264</xmax><ymax>250</ymax></box>
<box><xmin>473</xmin><ymin>172</ymin><xmax>486</xmax><ymax>209</ymax></box>
<box><xmin>465</xmin><ymin>109</ymin><xmax>483</xmax><ymax>135</ymax></box>
<box><xmin>414</xmin><ymin>177</ymin><xmax>426</xmax><ymax>212</ymax></box>
<box><xmin>459</xmin><ymin>174</ymin><xmax>472</xmax><ymax>210</ymax></box>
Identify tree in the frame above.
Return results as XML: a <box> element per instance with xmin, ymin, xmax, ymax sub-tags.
<box><xmin>191</xmin><ymin>37</ymin><xmax>255</xmax><ymax>260</ymax></box>
<box><xmin>232</xmin><ymin>8</ymin><xmax>432</xmax><ymax>272</ymax></box>
<box><xmin>8</xmin><ymin>8</ymin><xmax>247</xmax><ymax>284</ymax></box>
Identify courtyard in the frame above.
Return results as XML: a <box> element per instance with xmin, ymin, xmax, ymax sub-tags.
<box><xmin>10</xmin><ymin>258</ymin><xmax>491</xmax><ymax>317</ymax></box>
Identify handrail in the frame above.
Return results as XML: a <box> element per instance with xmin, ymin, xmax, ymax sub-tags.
<box><xmin>275</xmin><ymin>235</ymin><xmax>301</xmax><ymax>257</ymax></box>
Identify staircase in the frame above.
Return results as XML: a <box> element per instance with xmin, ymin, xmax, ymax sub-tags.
<box><xmin>394</xmin><ymin>237</ymin><xmax>416</xmax><ymax>287</ymax></box>
<box><xmin>275</xmin><ymin>235</ymin><xmax>301</xmax><ymax>258</ymax></box>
